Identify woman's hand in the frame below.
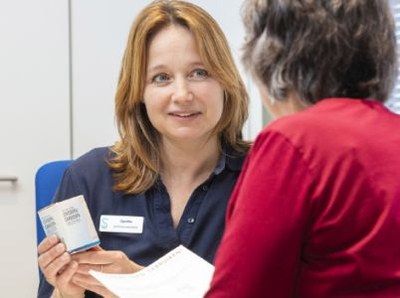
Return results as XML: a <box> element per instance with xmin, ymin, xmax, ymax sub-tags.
<box><xmin>37</xmin><ymin>235</ymin><xmax>85</xmax><ymax>298</ymax></box>
<box><xmin>71</xmin><ymin>247</ymin><xmax>144</xmax><ymax>297</ymax></box>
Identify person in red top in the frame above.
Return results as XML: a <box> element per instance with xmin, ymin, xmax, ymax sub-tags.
<box><xmin>206</xmin><ymin>0</ymin><xmax>400</xmax><ymax>297</ymax></box>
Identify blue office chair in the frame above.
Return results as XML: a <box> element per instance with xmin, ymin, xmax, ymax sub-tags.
<box><xmin>35</xmin><ymin>160</ymin><xmax>73</xmax><ymax>245</ymax></box>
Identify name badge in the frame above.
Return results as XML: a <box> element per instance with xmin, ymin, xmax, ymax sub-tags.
<box><xmin>99</xmin><ymin>215</ymin><xmax>144</xmax><ymax>234</ymax></box>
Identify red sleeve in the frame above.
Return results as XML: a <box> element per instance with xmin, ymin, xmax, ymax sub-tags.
<box><xmin>206</xmin><ymin>130</ymin><xmax>315</xmax><ymax>297</ymax></box>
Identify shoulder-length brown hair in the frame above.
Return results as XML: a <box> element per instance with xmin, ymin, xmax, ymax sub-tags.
<box><xmin>242</xmin><ymin>0</ymin><xmax>398</xmax><ymax>104</ymax></box>
<box><xmin>109</xmin><ymin>0</ymin><xmax>250</xmax><ymax>194</ymax></box>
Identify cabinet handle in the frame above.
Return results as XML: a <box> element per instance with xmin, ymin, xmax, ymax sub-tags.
<box><xmin>0</xmin><ymin>176</ymin><xmax>18</xmax><ymax>183</ymax></box>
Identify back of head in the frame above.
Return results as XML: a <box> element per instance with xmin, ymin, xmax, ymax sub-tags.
<box><xmin>242</xmin><ymin>0</ymin><xmax>398</xmax><ymax>104</ymax></box>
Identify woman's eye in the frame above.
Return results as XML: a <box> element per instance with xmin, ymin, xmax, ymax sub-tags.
<box><xmin>152</xmin><ymin>73</ymin><xmax>170</xmax><ymax>84</ymax></box>
<box><xmin>190</xmin><ymin>69</ymin><xmax>209</xmax><ymax>80</ymax></box>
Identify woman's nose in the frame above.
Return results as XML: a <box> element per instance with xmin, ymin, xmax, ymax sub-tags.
<box><xmin>171</xmin><ymin>78</ymin><xmax>194</xmax><ymax>103</ymax></box>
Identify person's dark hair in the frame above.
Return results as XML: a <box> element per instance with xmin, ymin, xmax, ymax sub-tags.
<box><xmin>242</xmin><ymin>0</ymin><xmax>398</xmax><ymax>104</ymax></box>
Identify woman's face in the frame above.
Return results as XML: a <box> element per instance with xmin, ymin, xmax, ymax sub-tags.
<box><xmin>143</xmin><ymin>25</ymin><xmax>224</xmax><ymax>146</ymax></box>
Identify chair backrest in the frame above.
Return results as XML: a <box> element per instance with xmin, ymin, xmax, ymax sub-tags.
<box><xmin>35</xmin><ymin>160</ymin><xmax>72</xmax><ymax>245</ymax></box>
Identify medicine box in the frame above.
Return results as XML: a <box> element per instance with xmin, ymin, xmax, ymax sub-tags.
<box><xmin>38</xmin><ymin>195</ymin><xmax>100</xmax><ymax>253</ymax></box>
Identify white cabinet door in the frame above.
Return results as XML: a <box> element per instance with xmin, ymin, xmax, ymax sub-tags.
<box><xmin>0</xmin><ymin>0</ymin><xmax>70</xmax><ymax>296</ymax></box>
<box><xmin>71</xmin><ymin>0</ymin><xmax>263</xmax><ymax>159</ymax></box>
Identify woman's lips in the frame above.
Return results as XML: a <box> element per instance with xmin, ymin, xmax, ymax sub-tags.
<box><xmin>168</xmin><ymin>111</ymin><xmax>201</xmax><ymax>118</ymax></box>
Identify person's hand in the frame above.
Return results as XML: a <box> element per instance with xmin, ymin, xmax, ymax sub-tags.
<box><xmin>70</xmin><ymin>247</ymin><xmax>144</xmax><ymax>297</ymax></box>
<box><xmin>37</xmin><ymin>235</ymin><xmax>85</xmax><ymax>298</ymax></box>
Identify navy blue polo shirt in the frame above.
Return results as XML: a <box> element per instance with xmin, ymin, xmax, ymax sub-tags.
<box><xmin>38</xmin><ymin>146</ymin><xmax>245</xmax><ymax>298</ymax></box>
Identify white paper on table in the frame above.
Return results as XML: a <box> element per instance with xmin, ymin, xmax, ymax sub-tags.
<box><xmin>89</xmin><ymin>245</ymin><xmax>214</xmax><ymax>298</ymax></box>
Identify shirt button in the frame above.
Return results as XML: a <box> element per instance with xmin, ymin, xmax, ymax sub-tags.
<box><xmin>187</xmin><ymin>217</ymin><xmax>195</xmax><ymax>224</ymax></box>
<box><xmin>202</xmin><ymin>185</ymin><xmax>208</xmax><ymax>191</ymax></box>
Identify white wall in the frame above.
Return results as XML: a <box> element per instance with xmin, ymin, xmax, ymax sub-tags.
<box><xmin>0</xmin><ymin>0</ymin><xmax>70</xmax><ymax>297</ymax></box>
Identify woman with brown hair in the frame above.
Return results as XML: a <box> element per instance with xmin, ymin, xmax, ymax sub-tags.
<box><xmin>37</xmin><ymin>1</ymin><xmax>250</xmax><ymax>297</ymax></box>
<box><xmin>207</xmin><ymin>0</ymin><xmax>400</xmax><ymax>297</ymax></box>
